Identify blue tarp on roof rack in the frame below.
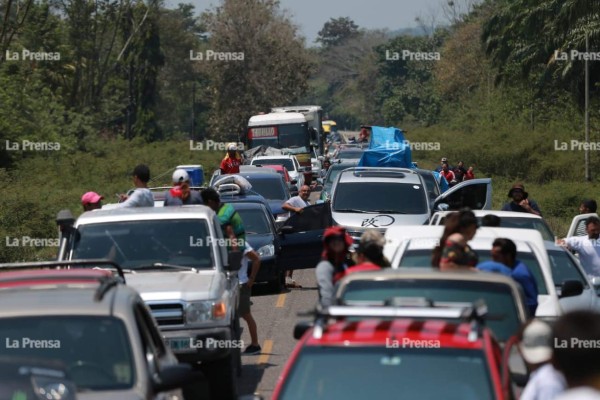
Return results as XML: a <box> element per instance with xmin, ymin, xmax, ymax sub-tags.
<box><xmin>358</xmin><ymin>126</ymin><xmax>412</xmax><ymax>168</ymax></box>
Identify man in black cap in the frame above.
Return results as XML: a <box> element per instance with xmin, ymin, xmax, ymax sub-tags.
<box><xmin>501</xmin><ymin>183</ymin><xmax>542</xmax><ymax>216</ymax></box>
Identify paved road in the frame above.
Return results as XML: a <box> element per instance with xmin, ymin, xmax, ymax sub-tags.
<box><xmin>236</xmin><ymin>190</ymin><xmax>323</xmax><ymax>399</ymax></box>
<box><xmin>237</xmin><ymin>268</ymin><xmax>318</xmax><ymax>399</ymax></box>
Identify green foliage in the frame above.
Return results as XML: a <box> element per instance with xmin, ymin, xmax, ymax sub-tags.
<box><xmin>316</xmin><ymin>17</ymin><xmax>360</xmax><ymax>48</ymax></box>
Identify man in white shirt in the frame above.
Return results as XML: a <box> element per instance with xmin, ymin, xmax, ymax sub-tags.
<box><xmin>519</xmin><ymin>319</ymin><xmax>566</xmax><ymax>400</ymax></box>
<box><xmin>238</xmin><ymin>243</ymin><xmax>261</xmax><ymax>355</ymax></box>
<box><xmin>558</xmin><ymin>216</ymin><xmax>600</xmax><ymax>276</ymax></box>
<box><xmin>281</xmin><ymin>185</ymin><xmax>311</xmax><ymax>287</ymax></box>
<box><xmin>117</xmin><ymin>164</ymin><xmax>154</xmax><ymax>207</ymax></box>
<box><xmin>282</xmin><ymin>185</ymin><xmax>311</xmax><ymax>214</ymax></box>
<box><xmin>553</xmin><ymin>311</ymin><xmax>600</xmax><ymax>400</ymax></box>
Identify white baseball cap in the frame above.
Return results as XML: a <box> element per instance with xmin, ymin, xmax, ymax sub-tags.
<box><xmin>172</xmin><ymin>169</ymin><xmax>190</xmax><ymax>184</ymax></box>
<box><xmin>519</xmin><ymin>319</ymin><xmax>553</xmax><ymax>364</ymax></box>
<box><xmin>227</xmin><ymin>143</ymin><xmax>238</xmax><ymax>151</ymax></box>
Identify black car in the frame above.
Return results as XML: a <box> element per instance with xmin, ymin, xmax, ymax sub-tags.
<box><xmin>221</xmin><ymin>199</ymin><xmax>285</xmax><ymax>292</ymax></box>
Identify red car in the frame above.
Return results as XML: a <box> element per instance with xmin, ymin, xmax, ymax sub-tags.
<box><xmin>272</xmin><ymin>302</ymin><xmax>515</xmax><ymax>400</ymax></box>
<box><xmin>260</xmin><ymin>164</ymin><xmax>298</xmax><ymax>195</ymax></box>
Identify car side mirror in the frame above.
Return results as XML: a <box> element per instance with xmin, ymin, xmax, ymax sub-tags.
<box><xmin>279</xmin><ymin>225</ymin><xmax>294</xmax><ymax>235</ymax></box>
<box><xmin>225</xmin><ymin>250</ymin><xmax>243</xmax><ymax>272</ymax></box>
<box><xmin>560</xmin><ymin>280</ymin><xmax>584</xmax><ymax>298</ymax></box>
<box><xmin>294</xmin><ymin>321</ymin><xmax>313</xmax><ymax>340</ymax></box>
<box><xmin>154</xmin><ymin>363</ymin><xmax>204</xmax><ymax>392</ymax></box>
<box><xmin>434</xmin><ymin>202</ymin><xmax>449</xmax><ymax>212</ymax></box>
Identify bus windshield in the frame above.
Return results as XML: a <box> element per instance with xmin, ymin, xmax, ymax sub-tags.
<box><xmin>248</xmin><ymin>123</ymin><xmax>309</xmax><ymax>151</ymax></box>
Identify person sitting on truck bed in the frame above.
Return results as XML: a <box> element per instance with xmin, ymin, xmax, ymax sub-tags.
<box><xmin>164</xmin><ymin>169</ymin><xmax>203</xmax><ymax>206</ymax></box>
<box><xmin>117</xmin><ymin>164</ymin><xmax>154</xmax><ymax>207</ymax></box>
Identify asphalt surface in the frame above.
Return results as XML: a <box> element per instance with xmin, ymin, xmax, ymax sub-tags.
<box><xmin>237</xmin><ymin>268</ymin><xmax>318</xmax><ymax>399</ymax></box>
<box><xmin>236</xmin><ymin>190</ymin><xmax>322</xmax><ymax>399</ymax></box>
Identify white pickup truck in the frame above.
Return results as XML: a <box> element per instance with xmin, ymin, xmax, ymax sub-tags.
<box><xmin>57</xmin><ymin>206</ymin><xmax>243</xmax><ymax>400</ymax></box>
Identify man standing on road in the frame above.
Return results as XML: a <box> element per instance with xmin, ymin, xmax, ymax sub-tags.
<box><xmin>239</xmin><ymin>243</ymin><xmax>262</xmax><ymax>355</ymax></box>
<box><xmin>220</xmin><ymin>143</ymin><xmax>242</xmax><ymax>175</ymax></box>
<box><xmin>501</xmin><ymin>183</ymin><xmax>542</xmax><ymax>216</ymax></box>
<box><xmin>164</xmin><ymin>169</ymin><xmax>203</xmax><ymax>206</ymax></box>
<box><xmin>553</xmin><ymin>311</ymin><xmax>600</xmax><ymax>400</ymax></box>
<box><xmin>558</xmin><ymin>216</ymin><xmax>600</xmax><ymax>277</ymax></box>
<box><xmin>117</xmin><ymin>164</ymin><xmax>154</xmax><ymax>207</ymax></box>
<box><xmin>492</xmin><ymin>238</ymin><xmax>539</xmax><ymax>316</ymax></box>
<box><xmin>201</xmin><ymin>188</ymin><xmax>245</xmax><ymax>252</ymax></box>
<box><xmin>281</xmin><ymin>185</ymin><xmax>311</xmax><ymax>287</ymax></box>
<box><xmin>519</xmin><ymin>319</ymin><xmax>566</xmax><ymax>400</ymax></box>
<box><xmin>282</xmin><ymin>185</ymin><xmax>311</xmax><ymax>214</ymax></box>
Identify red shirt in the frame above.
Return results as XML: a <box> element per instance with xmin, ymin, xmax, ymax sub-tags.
<box><xmin>441</xmin><ymin>169</ymin><xmax>455</xmax><ymax>182</ymax></box>
<box><xmin>220</xmin><ymin>157</ymin><xmax>241</xmax><ymax>174</ymax></box>
<box><xmin>333</xmin><ymin>262</ymin><xmax>382</xmax><ymax>283</ymax></box>
<box><xmin>464</xmin><ymin>170</ymin><xmax>475</xmax><ymax>180</ymax></box>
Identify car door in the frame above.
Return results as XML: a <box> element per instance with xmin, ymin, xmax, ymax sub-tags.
<box><xmin>278</xmin><ymin>202</ymin><xmax>332</xmax><ymax>270</ymax></box>
<box><xmin>433</xmin><ymin>178</ymin><xmax>492</xmax><ymax>211</ymax></box>
<box><xmin>567</xmin><ymin>213</ymin><xmax>598</xmax><ymax>237</ymax></box>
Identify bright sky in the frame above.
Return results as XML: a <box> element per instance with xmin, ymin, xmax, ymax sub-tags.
<box><xmin>167</xmin><ymin>0</ymin><xmax>446</xmax><ymax>45</ymax></box>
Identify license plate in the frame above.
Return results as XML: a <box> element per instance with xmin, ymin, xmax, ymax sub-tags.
<box><xmin>167</xmin><ymin>337</ymin><xmax>193</xmax><ymax>351</ymax></box>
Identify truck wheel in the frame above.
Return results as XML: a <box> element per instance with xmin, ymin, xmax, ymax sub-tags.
<box><xmin>201</xmin><ymin>353</ymin><xmax>238</xmax><ymax>400</ymax></box>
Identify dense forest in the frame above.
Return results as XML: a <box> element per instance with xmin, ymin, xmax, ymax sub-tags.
<box><xmin>1</xmin><ymin>0</ymin><xmax>600</xmax><ymax>261</ymax></box>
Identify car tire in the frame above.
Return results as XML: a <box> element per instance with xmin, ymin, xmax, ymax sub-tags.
<box><xmin>201</xmin><ymin>353</ymin><xmax>238</xmax><ymax>400</ymax></box>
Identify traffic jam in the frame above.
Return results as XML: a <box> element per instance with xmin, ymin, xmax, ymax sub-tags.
<box><xmin>1</xmin><ymin>101</ymin><xmax>600</xmax><ymax>400</ymax></box>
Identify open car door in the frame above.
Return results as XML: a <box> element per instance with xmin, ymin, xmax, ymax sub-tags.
<box><xmin>278</xmin><ymin>202</ymin><xmax>332</xmax><ymax>270</ymax></box>
<box><xmin>433</xmin><ymin>178</ymin><xmax>492</xmax><ymax>211</ymax></box>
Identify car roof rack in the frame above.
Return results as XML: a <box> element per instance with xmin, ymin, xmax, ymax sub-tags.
<box><xmin>0</xmin><ymin>259</ymin><xmax>126</xmax><ymax>302</ymax></box>
<box><xmin>303</xmin><ymin>298</ymin><xmax>488</xmax><ymax>342</ymax></box>
<box><xmin>0</xmin><ymin>259</ymin><xmax>126</xmax><ymax>282</ymax></box>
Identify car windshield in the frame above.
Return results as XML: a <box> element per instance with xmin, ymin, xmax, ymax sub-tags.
<box><xmin>253</xmin><ymin>158</ymin><xmax>295</xmax><ymax>172</ymax></box>
<box><xmin>548</xmin><ymin>249</ymin><xmax>589</xmax><ymax>288</ymax></box>
<box><xmin>437</xmin><ymin>216</ymin><xmax>555</xmax><ymax>241</ymax></box>
<box><xmin>244</xmin><ymin>176</ymin><xmax>288</xmax><ymax>200</ymax></box>
<box><xmin>333</xmin><ymin>182</ymin><xmax>427</xmax><ymax>214</ymax></box>
<box><xmin>340</xmin><ymin>279</ymin><xmax>521</xmax><ymax>342</ymax></box>
<box><xmin>71</xmin><ymin>219</ymin><xmax>215</xmax><ymax>270</ymax></box>
<box><xmin>399</xmin><ymin>249</ymin><xmax>548</xmax><ymax>294</ymax></box>
<box><xmin>236</xmin><ymin>207</ymin><xmax>272</xmax><ymax>235</ymax></box>
<box><xmin>278</xmin><ymin>347</ymin><xmax>493</xmax><ymax>400</ymax></box>
<box><xmin>0</xmin><ymin>316</ymin><xmax>134</xmax><ymax>390</ymax></box>
<box><xmin>325</xmin><ymin>164</ymin><xmax>354</xmax><ymax>186</ymax></box>
<box><xmin>336</xmin><ymin>150</ymin><xmax>364</xmax><ymax>159</ymax></box>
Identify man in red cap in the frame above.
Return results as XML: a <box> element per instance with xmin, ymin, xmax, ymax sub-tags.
<box><xmin>81</xmin><ymin>192</ymin><xmax>104</xmax><ymax>211</ymax></box>
<box><xmin>501</xmin><ymin>183</ymin><xmax>542</xmax><ymax>216</ymax></box>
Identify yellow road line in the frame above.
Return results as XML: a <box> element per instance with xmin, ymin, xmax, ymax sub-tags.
<box><xmin>257</xmin><ymin>339</ymin><xmax>273</xmax><ymax>365</ymax></box>
<box><xmin>275</xmin><ymin>293</ymin><xmax>286</xmax><ymax>308</ymax></box>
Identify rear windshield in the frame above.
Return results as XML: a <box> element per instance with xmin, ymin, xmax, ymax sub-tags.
<box><xmin>399</xmin><ymin>249</ymin><xmax>548</xmax><ymax>295</ymax></box>
<box><xmin>0</xmin><ymin>316</ymin><xmax>134</xmax><ymax>390</ymax></box>
<box><xmin>253</xmin><ymin>159</ymin><xmax>294</xmax><ymax>171</ymax></box>
<box><xmin>245</xmin><ymin>176</ymin><xmax>287</xmax><ymax>200</ymax></box>
<box><xmin>278</xmin><ymin>347</ymin><xmax>494</xmax><ymax>400</ymax></box>
<box><xmin>236</xmin><ymin>207</ymin><xmax>272</xmax><ymax>235</ymax></box>
<box><xmin>333</xmin><ymin>182</ymin><xmax>427</xmax><ymax>214</ymax></box>
<box><xmin>340</xmin><ymin>279</ymin><xmax>521</xmax><ymax>342</ymax></box>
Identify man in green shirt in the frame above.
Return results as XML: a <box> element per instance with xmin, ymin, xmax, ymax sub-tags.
<box><xmin>201</xmin><ymin>188</ymin><xmax>245</xmax><ymax>251</ymax></box>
